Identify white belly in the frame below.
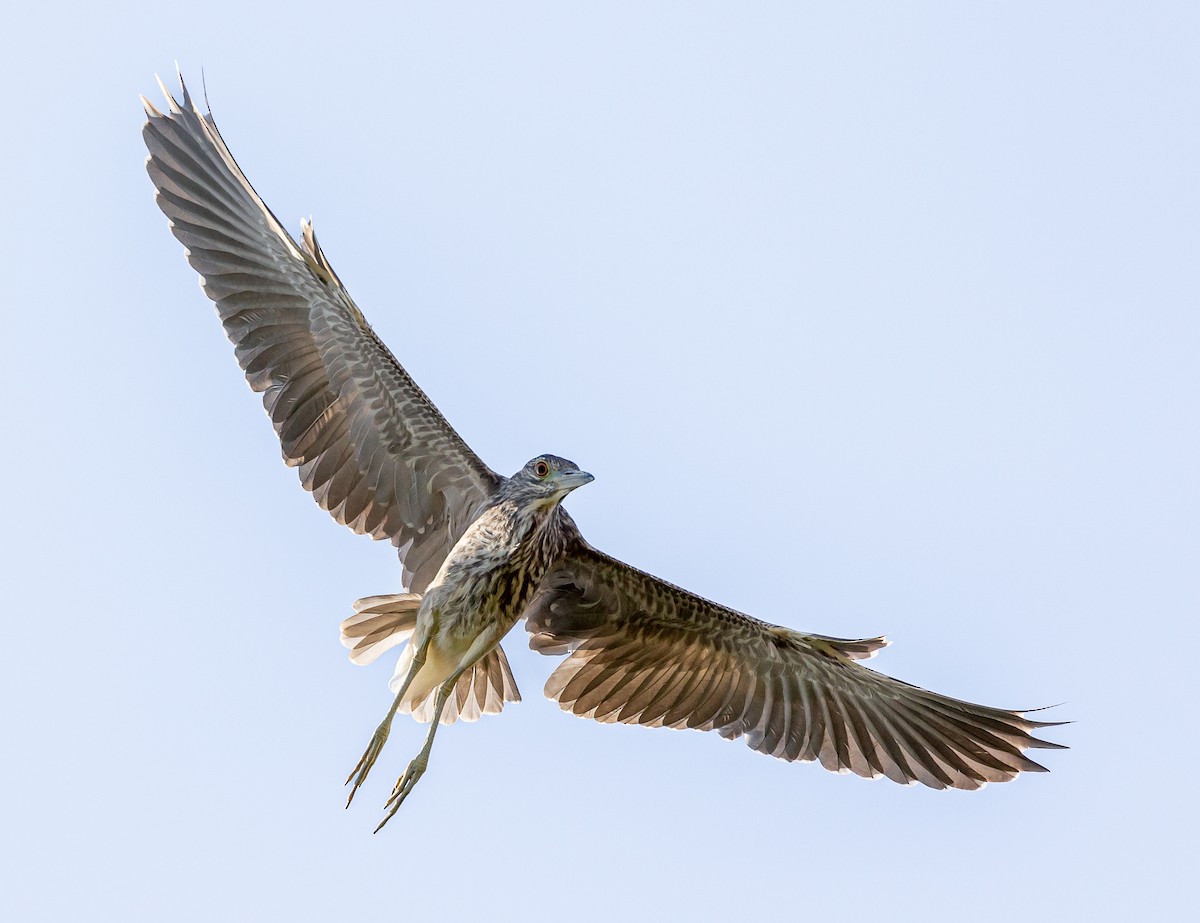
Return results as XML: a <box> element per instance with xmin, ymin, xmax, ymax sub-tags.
<box><xmin>387</xmin><ymin>603</ymin><xmax>513</xmax><ymax>723</ymax></box>
<box><xmin>388</xmin><ymin>640</ymin><xmax>459</xmax><ymax>718</ymax></box>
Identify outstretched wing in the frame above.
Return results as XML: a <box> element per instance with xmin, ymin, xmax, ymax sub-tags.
<box><xmin>526</xmin><ymin>534</ymin><xmax>1064</xmax><ymax>790</ymax></box>
<box><xmin>142</xmin><ymin>75</ymin><xmax>501</xmax><ymax>591</ymax></box>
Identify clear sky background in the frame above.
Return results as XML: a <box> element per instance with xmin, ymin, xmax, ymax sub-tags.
<box><xmin>2</xmin><ymin>3</ymin><xmax>1196</xmax><ymax>920</ymax></box>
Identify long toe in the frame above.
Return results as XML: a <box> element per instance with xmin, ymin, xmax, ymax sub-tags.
<box><xmin>374</xmin><ymin>760</ymin><xmax>426</xmax><ymax>832</ymax></box>
<box><xmin>387</xmin><ymin>759</ymin><xmax>425</xmax><ymax>805</ymax></box>
<box><xmin>345</xmin><ymin>728</ymin><xmax>389</xmax><ymax>807</ymax></box>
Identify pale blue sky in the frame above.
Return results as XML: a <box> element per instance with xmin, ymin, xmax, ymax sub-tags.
<box><xmin>2</xmin><ymin>3</ymin><xmax>1196</xmax><ymax>920</ymax></box>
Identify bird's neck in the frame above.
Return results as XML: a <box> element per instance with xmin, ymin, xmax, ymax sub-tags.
<box><xmin>504</xmin><ymin>499</ymin><xmax>570</xmax><ymax>562</ymax></box>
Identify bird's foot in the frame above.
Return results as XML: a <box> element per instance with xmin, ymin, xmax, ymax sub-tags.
<box><xmin>345</xmin><ymin>721</ymin><xmax>391</xmax><ymax>808</ymax></box>
<box><xmin>373</xmin><ymin>754</ymin><xmax>428</xmax><ymax>833</ymax></box>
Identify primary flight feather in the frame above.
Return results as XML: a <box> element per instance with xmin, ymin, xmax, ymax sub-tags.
<box><xmin>142</xmin><ymin>73</ymin><xmax>1064</xmax><ymax>831</ymax></box>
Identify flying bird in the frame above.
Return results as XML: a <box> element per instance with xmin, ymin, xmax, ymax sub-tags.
<box><xmin>142</xmin><ymin>74</ymin><xmax>1064</xmax><ymax>832</ymax></box>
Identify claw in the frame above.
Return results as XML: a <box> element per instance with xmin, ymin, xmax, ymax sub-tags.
<box><xmin>345</xmin><ymin>722</ymin><xmax>390</xmax><ymax>808</ymax></box>
<box><xmin>373</xmin><ymin>755</ymin><xmax>428</xmax><ymax>832</ymax></box>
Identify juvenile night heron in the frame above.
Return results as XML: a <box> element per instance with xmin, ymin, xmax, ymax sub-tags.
<box><xmin>143</xmin><ymin>75</ymin><xmax>1064</xmax><ymax>832</ymax></box>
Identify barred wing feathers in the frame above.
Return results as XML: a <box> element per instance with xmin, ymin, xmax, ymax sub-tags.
<box><xmin>526</xmin><ymin>538</ymin><xmax>1064</xmax><ymax>790</ymax></box>
<box><xmin>142</xmin><ymin>76</ymin><xmax>500</xmax><ymax>591</ymax></box>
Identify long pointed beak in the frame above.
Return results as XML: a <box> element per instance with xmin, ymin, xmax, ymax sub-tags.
<box><xmin>557</xmin><ymin>470</ymin><xmax>595</xmax><ymax>491</ymax></box>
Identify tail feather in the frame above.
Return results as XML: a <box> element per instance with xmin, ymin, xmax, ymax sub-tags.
<box><xmin>348</xmin><ymin>593</ymin><xmax>522</xmax><ymax>724</ymax></box>
<box><xmin>340</xmin><ymin>594</ymin><xmax>421</xmax><ymax>665</ymax></box>
<box><xmin>410</xmin><ymin>645</ymin><xmax>522</xmax><ymax>725</ymax></box>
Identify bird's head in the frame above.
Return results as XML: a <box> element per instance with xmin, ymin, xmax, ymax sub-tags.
<box><xmin>504</xmin><ymin>455</ymin><xmax>594</xmax><ymax>509</ymax></box>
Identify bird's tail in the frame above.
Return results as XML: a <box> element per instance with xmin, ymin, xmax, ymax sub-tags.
<box><xmin>345</xmin><ymin>594</ymin><xmax>523</xmax><ymax>725</ymax></box>
<box><xmin>341</xmin><ymin>594</ymin><xmax>422</xmax><ymax>665</ymax></box>
<box><xmin>407</xmin><ymin>645</ymin><xmax>522</xmax><ymax>725</ymax></box>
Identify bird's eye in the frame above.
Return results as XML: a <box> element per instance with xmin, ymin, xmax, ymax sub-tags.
<box><xmin>534</xmin><ymin>460</ymin><xmax>551</xmax><ymax>478</ymax></box>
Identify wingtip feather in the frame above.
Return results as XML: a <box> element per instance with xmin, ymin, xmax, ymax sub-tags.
<box><xmin>175</xmin><ymin>62</ymin><xmax>192</xmax><ymax>109</ymax></box>
<box><xmin>154</xmin><ymin>73</ymin><xmax>181</xmax><ymax>115</ymax></box>
<box><xmin>140</xmin><ymin>95</ymin><xmax>163</xmax><ymax>119</ymax></box>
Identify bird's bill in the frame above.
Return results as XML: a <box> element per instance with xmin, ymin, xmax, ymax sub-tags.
<box><xmin>556</xmin><ymin>470</ymin><xmax>595</xmax><ymax>491</ymax></box>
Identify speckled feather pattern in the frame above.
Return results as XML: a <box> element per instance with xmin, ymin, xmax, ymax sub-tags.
<box><xmin>142</xmin><ymin>79</ymin><xmax>499</xmax><ymax>594</ymax></box>
<box><xmin>423</xmin><ymin>497</ymin><xmax>574</xmax><ymax>651</ymax></box>
<box><xmin>144</xmin><ymin>75</ymin><xmax>1063</xmax><ymax>793</ymax></box>
<box><xmin>526</xmin><ymin>535</ymin><xmax>1064</xmax><ymax>788</ymax></box>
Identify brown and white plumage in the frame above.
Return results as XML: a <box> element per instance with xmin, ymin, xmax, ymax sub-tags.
<box><xmin>143</xmin><ymin>73</ymin><xmax>1063</xmax><ymax>828</ymax></box>
<box><xmin>339</xmin><ymin>594</ymin><xmax>521</xmax><ymax>725</ymax></box>
<box><xmin>142</xmin><ymin>77</ymin><xmax>499</xmax><ymax>594</ymax></box>
<box><xmin>528</xmin><ymin>531</ymin><xmax>1062</xmax><ymax>789</ymax></box>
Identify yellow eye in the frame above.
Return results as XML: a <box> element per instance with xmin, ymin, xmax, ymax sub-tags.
<box><xmin>534</xmin><ymin>460</ymin><xmax>551</xmax><ymax>478</ymax></box>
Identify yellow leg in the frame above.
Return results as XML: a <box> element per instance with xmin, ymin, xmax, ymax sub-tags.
<box><xmin>344</xmin><ymin>634</ymin><xmax>431</xmax><ymax>807</ymax></box>
<box><xmin>373</xmin><ymin>674</ymin><xmax>458</xmax><ymax>833</ymax></box>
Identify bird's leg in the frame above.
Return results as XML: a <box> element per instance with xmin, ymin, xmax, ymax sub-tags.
<box><xmin>373</xmin><ymin>674</ymin><xmax>458</xmax><ymax>833</ymax></box>
<box><xmin>345</xmin><ymin>634</ymin><xmax>430</xmax><ymax>807</ymax></box>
